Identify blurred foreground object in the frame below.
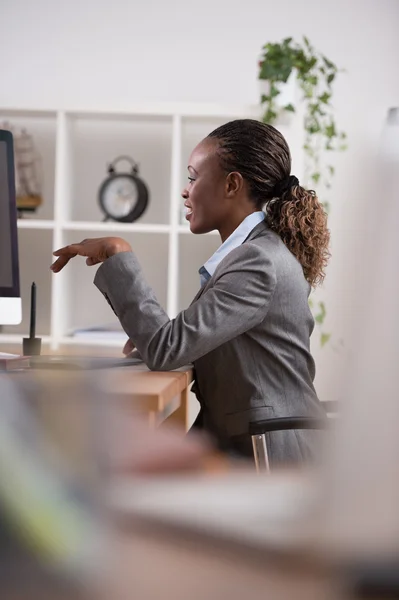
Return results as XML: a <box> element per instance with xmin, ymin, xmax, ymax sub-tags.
<box><xmin>0</xmin><ymin>368</ymin><xmax>213</xmax><ymax>598</ymax></box>
<box><xmin>315</xmin><ymin>107</ymin><xmax>399</xmax><ymax>577</ymax></box>
<box><xmin>0</xmin><ymin>373</ymin><xmax>104</xmax><ymax>599</ymax></box>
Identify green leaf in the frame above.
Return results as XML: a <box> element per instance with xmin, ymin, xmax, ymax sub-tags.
<box><xmin>284</xmin><ymin>103</ymin><xmax>296</xmax><ymax>112</ymax></box>
<box><xmin>321</xmin><ymin>333</ymin><xmax>331</xmax><ymax>347</ymax></box>
<box><xmin>315</xmin><ymin>301</ymin><xmax>326</xmax><ymax>324</ymax></box>
<box><xmin>327</xmin><ymin>72</ymin><xmax>335</xmax><ymax>84</ymax></box>
<box><xmin>319</xmin><ymin>92</ymin><xmax>331</xmax><ymax>104</ymax></box>
<box><xmin>308</xmin><ymin>297</ymin><xmax>314</xmax><ymax>309</ymax></box>
<box><xmin>303</xmin><ymin>36</ymin><xmax>311</xmax><ymax>48</ymax></box>
<box><xmin>325</xmin><ymin>122</ymin><xmax>336</xmax><ymax>138</ymax></box>
<box><xmin>323</xmin><ymin>56</ymin><xmax>335</xmax><ymax>68</ymax></box>
<box><xmin>307</xmin><ymin>121</ymin><xmax>321</xmax><ymax>134</ymax></box>
<box><xmin>270</xmin><ymin>84</ymin><xmax>280</xmax><ymax>98</ymax></box>
<box><xmin>263</xmin><ymin>108</ymin><xmax>278</xmax><ymax>124</ymax></box>
<box><xmin>328</xmin><ymin>165</ymin><xmax>335</xmax><ymax>176</ymax></box>
<box><xmin>311</xmin><ymin>172</ymin><xmax>321</xmax><ymax>183</ymax></box>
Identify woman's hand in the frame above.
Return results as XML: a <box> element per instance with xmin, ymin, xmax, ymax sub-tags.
<box><xmin>50</xmin><ymin>237</ymin><xmax>132</xmax><ymax>273</ymax></box>
<box><xmin>123</xmin><ymin>339</ymin><xmax>135</xmax><ymax>356</ymax></box>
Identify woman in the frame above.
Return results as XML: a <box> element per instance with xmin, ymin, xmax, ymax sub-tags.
<box><xmin>51</xmin><ymin>119</ymin><xmax>330</xmax><ymax>465</ymax></box>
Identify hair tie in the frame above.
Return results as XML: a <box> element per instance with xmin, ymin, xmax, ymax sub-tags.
<box><xmin>273</xmin><ymin>175</ymin><xmax>299</xmax><ymax>198</ymax></box>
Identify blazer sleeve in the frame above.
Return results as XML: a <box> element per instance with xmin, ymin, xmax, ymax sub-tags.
<box><xmin>94</xmin><ymin>243</ymin><xmax>277</xmax><ymax>371</ymax></box>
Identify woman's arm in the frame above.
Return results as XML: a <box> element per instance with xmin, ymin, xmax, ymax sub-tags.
<box><xmin>94</xmin><ymin>243</ymin><xmax>277</xmax><ymax>371</ymax></box>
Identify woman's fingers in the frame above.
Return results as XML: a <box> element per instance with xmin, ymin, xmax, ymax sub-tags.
<box><xmin>86</xmin><ymin>257</ymin><xmax>102</xmax><ymax>266</ymax></box>
<box><xmin>53</xmin><ymin>243</ymin><xmax>84</xmax><ymax>257</ymax></box>
<box><xmin>51</xmin><ymin>242</ymin><xmax>97</xmax><ymax>272</ymax></box>
<box><xmin>123</xmin><ymin>339</ymin><xmax>135</xmax><ymax>355</ymax></box>
<box><xmin>50</xmin><ymin>237</ymin><xmax>132</xmax><ymax>273</ymax></box>
<box><xmin>50</xmin><ymin>247</ymin><xmax>79</xmax><ymax>272</ymax></box>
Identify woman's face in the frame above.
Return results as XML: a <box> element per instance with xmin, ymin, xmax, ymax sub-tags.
<box><xmin>181</xmin><ymin>138</ymin><xmax>231</xmax><ymax>235</ymax></box>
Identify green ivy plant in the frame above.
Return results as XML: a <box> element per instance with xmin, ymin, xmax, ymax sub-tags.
<box><xmin>258</xmin><ymin>36</ymin><xmax>347</xmax><ymax>347</ymax></box>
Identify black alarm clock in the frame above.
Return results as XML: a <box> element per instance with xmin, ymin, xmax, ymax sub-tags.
<box><xmin>98</xmin><ymin>155</ymin><xmax>149</xmax><ymax>223</ymax></box>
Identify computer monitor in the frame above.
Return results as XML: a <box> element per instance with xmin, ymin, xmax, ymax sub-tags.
<box><xmin>0</xmin><ymin>129</ymin><xmax>21</xmax><ymax>325</ymax></box>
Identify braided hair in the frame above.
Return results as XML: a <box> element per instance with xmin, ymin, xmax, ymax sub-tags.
<box><xmin>208</xmin><ymin>119</ymin><xmax>330</xmax><ymax>287</ymax></box>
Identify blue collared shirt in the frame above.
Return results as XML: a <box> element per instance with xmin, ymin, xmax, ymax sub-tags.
<box><xmin>199</xmin><ymin>211</ymin><xmax>265</xmax><ymax>287</ymax></box>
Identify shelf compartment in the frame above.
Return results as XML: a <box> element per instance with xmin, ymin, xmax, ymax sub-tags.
<box><xmin>67</xmin><ymin>115</ymin><xmax>173</xmax><ymax>225</ymax></box>
<box><xmin>1</xmin><ymin>229</ymin><xmax>53</xmax><ymax>337</ymax></box>
<box><xmin>17</xmin><ymin>219</ymin><xmax>55</xmax><ymax>230</ymax></box>
<box><xmin>60</xmin><ymin>229</ymin><xmax>170</xmax><ymax>338</ymax></box>
<box><xmin>0</xmin><ymin>111</ymin><xmax>57</xmax><ymax>220</ymax></box>
<box><xmin>62</xmin><ymin>221</ymin><xmax>170</xmax><ymax>234</ymax></box>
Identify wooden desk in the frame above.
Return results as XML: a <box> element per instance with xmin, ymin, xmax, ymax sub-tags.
<box><xmin>1</xmin><ymin>340</ymin><xmax>194</xmax><ymax>429</ymax></box>
<box><xmin>100</xmin><ymin>364</ymin><xmax>193</xmax><ymax>430</ymax></box>
<box><xmin>2</xmin><ymin>356</ymin><xmax>194</xmax><ymax>432</ymax></box>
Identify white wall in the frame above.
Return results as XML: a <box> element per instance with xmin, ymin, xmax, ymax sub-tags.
<box><xmin>1</xmin><ymin>0</ymin><xmax>399</xmax><ymax>401</ymax></box>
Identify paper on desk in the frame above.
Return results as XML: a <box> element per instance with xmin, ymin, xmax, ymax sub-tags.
<box><xmin>0</xmin><ymin>352</ymin><xmax>21</xmax><ymax>359</ymax></box>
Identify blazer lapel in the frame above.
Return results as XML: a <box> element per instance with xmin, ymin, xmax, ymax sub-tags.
<box><xmin>190</xmin><ymin>277</ymin><xmax>212</xmax><ymax>305</ymax></box>
<box><xmin>189</xmin><ymin>220</ymin><xmax>269</xmax><ymax>306</ymax></box>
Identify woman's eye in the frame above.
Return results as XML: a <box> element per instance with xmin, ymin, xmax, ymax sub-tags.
<box><xmin>188</xmin><ymin>176</ymin><xmax>196</xmax><ymax>184</ymax></box>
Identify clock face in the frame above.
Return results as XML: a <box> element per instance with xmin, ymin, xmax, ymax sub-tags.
<box><xmin>102</xmin><ymin>176</ymin><xmax>139</xmax><ymax>218</ymax></box>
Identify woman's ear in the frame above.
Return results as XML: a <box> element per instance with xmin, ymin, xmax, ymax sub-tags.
<box><xmin>225</xmin><ymin>172</ymin><xmax>244</xmax><ymax>197</ymax></box>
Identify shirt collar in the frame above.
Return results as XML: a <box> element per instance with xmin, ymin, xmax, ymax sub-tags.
<box><xmin>200</xmin><ymin>211</ymin><xmax>265</xmax><ymax>280</ymax></box>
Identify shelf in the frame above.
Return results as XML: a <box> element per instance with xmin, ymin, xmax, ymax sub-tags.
<box><xmin>59</xmin><ymin>336</ymin><xmax>126</xmax><ymax>348</ymax></box>
<box><xmin>0</xmin><ymin>108</ymin><xmax>57</xmax><ymax>118</ymax></box>
<box><xmin>68</xmin><ymin>115</ymin><xmax>173</xmax><ymax>225</ymax></box>
<box><xmin>0</xmin><ymin>111</ymin><xmax>57</xmax><ymax>221</ymax></box>
<box><xmin>18</xmin><ymin>219</ymin><xmax>55</xmax><ymax>230</ymax></box>
<box><xmin>0</xmin><ymin>333</ymin><xmax>122</xmax><ymax>349</ymax></box>
<box><xmin>62</xmin><ymin>221</ymin><xmax>170</xmax><ymax>234</ymax></box>
<box><xmin>0</xmin><ymin>104</ymin><xmax>259</xmax><ymax>119</ymax></box>
<box><xmin>2</xmin><ymin>103</ymin><xmax>257</xmax><ymax>350</ymax></box>
<box><xmin>0</xmin><ymin>334</ymin><xmax>52</xmax><ymax>345</ymax></box>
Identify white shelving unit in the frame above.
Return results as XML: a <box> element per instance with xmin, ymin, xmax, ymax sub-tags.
<box><xmin>0</xmin><ymin>103</ymin><xmax>265</xmax><ymax>352</ymax></box>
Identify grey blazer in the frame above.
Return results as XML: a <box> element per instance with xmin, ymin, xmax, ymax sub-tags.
<box><xmin>94</xmin><ymin>221</ymin><xmax>325</xmax><ymax>464</ymax></box>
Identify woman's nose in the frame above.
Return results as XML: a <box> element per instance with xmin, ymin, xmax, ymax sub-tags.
<box><xmin>181</xmin><ymin>187</ymin><xmax>189</xmax><ymax>199</ymax></box>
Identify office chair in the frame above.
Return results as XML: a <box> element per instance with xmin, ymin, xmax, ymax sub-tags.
<box><xmin>249</xmin><ymin>400</ymin><xmax>339</xmax><ymax>473</ymax></box>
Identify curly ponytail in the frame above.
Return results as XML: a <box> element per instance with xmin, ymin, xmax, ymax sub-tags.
<box><xmin>208</xmin><ymin>119</ymin><xmax>331</xmax><ymax>287</ymax></box>
<box><xmin>265</xmin><ymin>186</ymin><xmax>330</xmax><ymax>287</ymax></box>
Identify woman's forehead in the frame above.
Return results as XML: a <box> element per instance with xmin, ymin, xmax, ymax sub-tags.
<box><xmin>188</xmin><ymin>138</ymin><xmax>219</xmax><ymax>171</ymax></box>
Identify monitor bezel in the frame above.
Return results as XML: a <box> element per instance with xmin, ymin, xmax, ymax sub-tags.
<box><xmin>0</xmin><ymin>129</ymin><xmax>20</xmax><ymax>298</ymax></box>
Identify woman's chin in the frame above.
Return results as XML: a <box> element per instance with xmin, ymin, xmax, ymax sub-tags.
<box><xmin>187</xmin><ymin>216</ymin><xmax>215</xmax><ymax>235</ymax></box>
<box><xmin>190</xmin><ymin>222</ymin><xmax>204</xmax><ymax>235</ymax></box>
<box><xmin>188</xmin><ymin>217</ymin><xmax>199</xmax><ymax>233</ymax></box>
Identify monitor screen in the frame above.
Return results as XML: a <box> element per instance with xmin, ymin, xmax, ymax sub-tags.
<box><xmin>0</xmin><ymin>131</ymin><xmax>20</xmax><ymax>298</ymax></box>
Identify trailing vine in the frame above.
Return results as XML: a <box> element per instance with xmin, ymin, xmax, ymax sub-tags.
<box><xmin>259</xmin><ymin>36</ymin><xmax>347</xmax><ymax>346</ymax></box>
